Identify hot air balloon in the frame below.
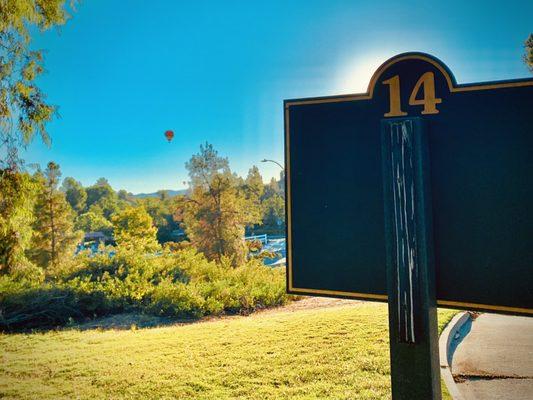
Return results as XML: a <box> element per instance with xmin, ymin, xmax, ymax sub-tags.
<box><xmin>164</xmin><ymin>130</ymin><xmax>174</xmax><ymax>142</ymax></box>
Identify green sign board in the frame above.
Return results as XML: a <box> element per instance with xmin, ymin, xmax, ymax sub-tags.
<box><xmin>285</xmin><ymin>52</ymin><xmax>533</xmax><ymax>317</ymax></box>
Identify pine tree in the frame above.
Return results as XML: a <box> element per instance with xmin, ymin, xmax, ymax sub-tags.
<box><xmin>179</xmin><ymin>143</ymin><xmax>262</xmax><ymax>266</ymax></box>
<box><xmin>262</xmin><ymin>194</ymin><xmax>285</xmax><ymax>229</ymax></box>
<box><xmin>260</xmin><ymin>176</ymin><xmax>285</xmax><ymax>232</ymax></box>
<box><xmin>31</xmin><ymin>162</ymin><xmax>80</xmax><ymax>270</ymax></box>
<box><xmin>244</xmin><ymin>166</ymin><xmax>264</xmax><ymax>201</ymax></box>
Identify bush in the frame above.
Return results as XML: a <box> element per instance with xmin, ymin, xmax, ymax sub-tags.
<box><xmin>0</xmin><ymin>277</ymin><xmax>109</xmax><ymax>331</ymax></box>
<box><xmin>0</xmin><ymin>246</ymin><xmax>289</xmax><ymax>331</ymax></box>
<box><xmin>145</xmin><ymin>280</ymin><xmax>207</xmax><ymax>318</ymax></box>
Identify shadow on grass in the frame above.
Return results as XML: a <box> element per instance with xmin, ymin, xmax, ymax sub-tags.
<box><xmin>0</xmin><ymin>285</ymin><xmax>117</xmax><ymax>333</ymax></box>
<box><xmin>0</xmin><ymin>285</ymin><xmax>262</xmax><ymax>334</ymax></box>
<box><xmin>73</xmin><ymin>312</ymin><xmax>200</xmax><ymax>331</ymax></box>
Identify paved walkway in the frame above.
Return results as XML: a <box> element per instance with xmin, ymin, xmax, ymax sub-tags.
<box><xmin>452</xmin><ymin>313</ymin><xmax>533</xmax><ymax>400</ymax></box>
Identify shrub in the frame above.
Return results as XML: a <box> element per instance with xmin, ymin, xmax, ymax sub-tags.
<box><xmin>145</xmin><ymin>279</ymin><xmax>207</xmax><ymax>318</ymax></box>
<box><xmin>0</xmin><ymin>246</ymin><xmax>289</xmax><ymax>331</ymax></box>
<box><xmin>0</xmin><ymin>277</ymin><xmax>108</xmax><ymax>331</ymax></box>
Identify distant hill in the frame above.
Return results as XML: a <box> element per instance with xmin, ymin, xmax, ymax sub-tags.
<box><xmin>133</xmin><ymin>189</ymin><xmax>188</xmax><ymax>199</ymax></box>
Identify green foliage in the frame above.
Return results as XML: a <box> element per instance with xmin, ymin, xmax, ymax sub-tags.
<box><xmin>244</xmin><ymin>165</ymin><xmax>265</xmax><ymax>201</ymax></box>
<box><xmin>0</xmin><ymin>145</ymin><xmax>288</xmax><ymax>331</ymax></box>
<box><xmin>112</xmin><ymin>206</ymin><xmax>160</xmax><ymax>253</ymax></box>
<box><xmin>180</xmin><ymin>143</ymin><xmax>262</xmax><ymax>266</ymax></box>
<box><xmin>186</xmin><ymin>142</ymin><xmax>231</xmax><ymax>188</ymax></box>
<box><xmin>0</xmin><ymin>247</ymin><xmax>288</xmax><ymax>331</ymax></box>
<box><xmin>85</xmin><ymin>178</ymin><xmax>127</xmax><ymax>219</ymax></box>
<box><xmin>525</xmin><ymin>33</ymin><xmax>533</xmax><ymax>73</ymax></box>
<box><xmin>61</xmin><ymin>177</ymin><xmax>87</xmax><ymax>213</ymax></box>
<box><xmin>30</xmin><ymin>162</ymin><xmax>81</xmax><ymax>270</ymax></box>
<box><xmin>75</xmin><ymin>211</ymin><xmax>113</xmax><ymax>235</ymax></box>
<box><xmin>145</xmin><ymin>280</ymin><xmax>208</xmax><ymax>319</ymax></box>
<box><xmin>0</xmin><ymin>169</ymin><xmax>38</xmax><ymax>275</ymax></box>
<box><xmin>0</xmin><ymin>276</ymin><xmax>102</xmax><ymax>330</ymax></box>
<box><xmin>138</xmin><ymin>194</ymin><xmax>182</xmax><ymax>243</ymax></box>
<box><xmin>117</xmin><ymin>189</ymin><xmax>133</xmax><ymax>201</ymax></box>
<box><xmin>262</xmin><ymin>193</ymin><xmax>285</xmax><ymax>230</ymax></box>
<box><xmin>0</xmin><ymin>0</ymin><xmax>73</xmax><ymax>167</ymax></box>
<box><xmin>86</xmin><ymin>180</ymin><xmax>114</xmax><ymax>208</ymax></box>
<box><xmin>245</xmin><ymin>175</ymin><xmax>285</xmax><ymax>235</ymax></box>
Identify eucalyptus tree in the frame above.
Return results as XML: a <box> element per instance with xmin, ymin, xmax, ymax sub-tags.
<box><xmin>0</xmin><ymin>0</ymin><xmax>73</xmax><ymax>168</ymax></box>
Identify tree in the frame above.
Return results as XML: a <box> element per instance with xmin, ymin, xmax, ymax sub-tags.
<box><xmin>244</xmin><ymin>165</ymin><xmax>264</xmax><ymax>200</ymax></box>
<box><xmin>263</xmin><ymin>175</ymin><xmax>284</xmax><ymax>199</ymax></box>
<box><xmin>525</xmin><ymin>34</ymin><xmax>533</xmax><ymax>73</ymax></box>
<box><xmin>255</xmin><ymin>175</ymin><xmax>285</xmax><ymax>233</ymax></box>
<box><xmin>62</xmin><ymin>177</ymin><xmax>87</xmax><ymax>213</ymax></box>
<box><xmin>0</xmin><ymin>0</ymin><xmax>73</xmax><ymax>168</ymax></box>
<box><xmin>95</xmin><ymin>177</ymin><xmax>110</xmax><ymax>187</ymax></box>
<box><xmin>86</xmin><ymin>178</ymin><xmax>115</xmax><ymax>209</ymax></box>
<box><xmin>31</xmin><ymin>162</ymin><xmax>80</xmax><ymax>269</ymax></box>
<box><xmin>89</xmin><ymin>195</ymin><xmax>123</xmax><ymax>220</ymax></box>
<box><xmin>139</xmin><ymin>195</ymin><xmax>181</xmax><ymax>243</ymax></box>
<box><xmin>117</xmin><ymin>189</ymin><xmax>133</xmax><ymax>202</ymax></box>
<box><xmin>0</xmin><ymin>168</ymin><xmax>37</xmax><ymax>274</ymax></box>
<box><xmin>85</xmin><ymin>178</ymin><xmax>125</xmax><ymax>219</ymax></box>
<box><xmin>75</xmin><ymin>211</ymin><xmax>113</xmax><ymax>236</ymax></box>
<box><xmin>157</xmin><ymin>190</ymin><xmax>169</xmax><ymax>201</ymax></box>
<box><xmin>262</xmin><ymin>194</ymin><xmax>285</xmax><ymax>229</ymax></box>
<box><xmin>179</xmin><ymin>143</ymin><xmax>262</xmax><ymax>266</ymax></box>
<box><xmin>112</xmin><ymin>206</ymin><xmax>160</xmax><ymax>253</ymax></box>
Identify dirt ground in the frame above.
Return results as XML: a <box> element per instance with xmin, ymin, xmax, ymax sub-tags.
<box><xmin>76</xmin><ymin>297</ymin><xmax>362</xmax><ymax>331</ymax></box>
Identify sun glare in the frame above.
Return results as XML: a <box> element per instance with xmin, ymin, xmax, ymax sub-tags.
<box><xmin>335</xmin><ymin>55</ymin><xmax>388</xmax><ymax>94</ymax></box>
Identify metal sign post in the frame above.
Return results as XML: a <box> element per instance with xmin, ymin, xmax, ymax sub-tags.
<box><xmin>381</xmin><ymin>118</ymin><xmax>440</xmax><ymax>399</ymax></box>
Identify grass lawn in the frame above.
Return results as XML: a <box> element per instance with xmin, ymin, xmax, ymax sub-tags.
<box><xmin>0</xmin><ymin>302</ymin><xmax>456</xmax><ymax>399</ymax></box>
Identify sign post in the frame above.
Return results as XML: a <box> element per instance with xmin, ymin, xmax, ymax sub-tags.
<box><xmin>382</xmin><ymin>118</ymin><xmax>440</xmax><ymax>399</ymax></box>
<box><xmin>284</xmin><ymin>52</ymin><xmax>533</xmax><ymax>399</ymax></box>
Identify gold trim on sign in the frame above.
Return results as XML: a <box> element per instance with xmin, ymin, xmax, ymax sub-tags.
<box><xmin>436</xmin><ymin>300</ymin><xmax>533</xmax><ymax>315</ymax></box>
<box><xmin>289</xmin><ymin>287</ymin><xmax>388</xmax><ymax>300</ymax></box>
<box><xmin>284</xmin><ymin>54</ymin><xmax>533</xmax><ymax>107</ymax></box>
<box><xmin>284</xmin><ymin>53</ymin><xmax>533</xmax><ymax>315</ymax></box>
<box><xmin>284</xmin><ymin>106</ymin><xmax>293</xmax><ymax>290</ymax></box>
<box><xmin>288</xmin><ymin>287</ymin><xmax>533</xmax><ymax>315</ymax></box>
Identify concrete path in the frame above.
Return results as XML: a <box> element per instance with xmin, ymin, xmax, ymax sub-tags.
<box><xmin>452</xmin><ymin>313</ymin><xmax>533</xmax><ymax>400</ymax></box>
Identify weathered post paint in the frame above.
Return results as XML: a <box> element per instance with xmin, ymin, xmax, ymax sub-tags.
<box><xmin>382</xmin><ymin>118</ymin><xmax>440</xmax><ymax>399</ymax></box>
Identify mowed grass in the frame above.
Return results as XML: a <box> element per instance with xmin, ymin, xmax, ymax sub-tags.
<box><xmin>0</xmin><ymin>302</ymin><xmax>456</xmax><ymax>400</ymax></box>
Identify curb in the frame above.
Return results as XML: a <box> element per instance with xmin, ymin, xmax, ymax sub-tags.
<box><xmin>439</xmin><ymin>312</ymin><xmax>472</xmax><ymax>400</ymax></box>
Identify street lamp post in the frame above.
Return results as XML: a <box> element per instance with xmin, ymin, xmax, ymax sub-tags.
<box><xmin>260</xmin><ymin>159</ymin><xmax>284</xmax><ymax>171</ymax></box>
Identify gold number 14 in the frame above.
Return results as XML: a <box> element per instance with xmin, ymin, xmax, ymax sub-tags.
<box><xmin>383</xmin><ymin>72</ymin><xmax>442</xmax><ymax>117</ymax></box>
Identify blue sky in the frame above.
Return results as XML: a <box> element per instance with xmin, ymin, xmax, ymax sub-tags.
<box><xmin>24</xmin><ymin>0</ymin><xmax>532</xmax><ymax>193</ymax></box>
